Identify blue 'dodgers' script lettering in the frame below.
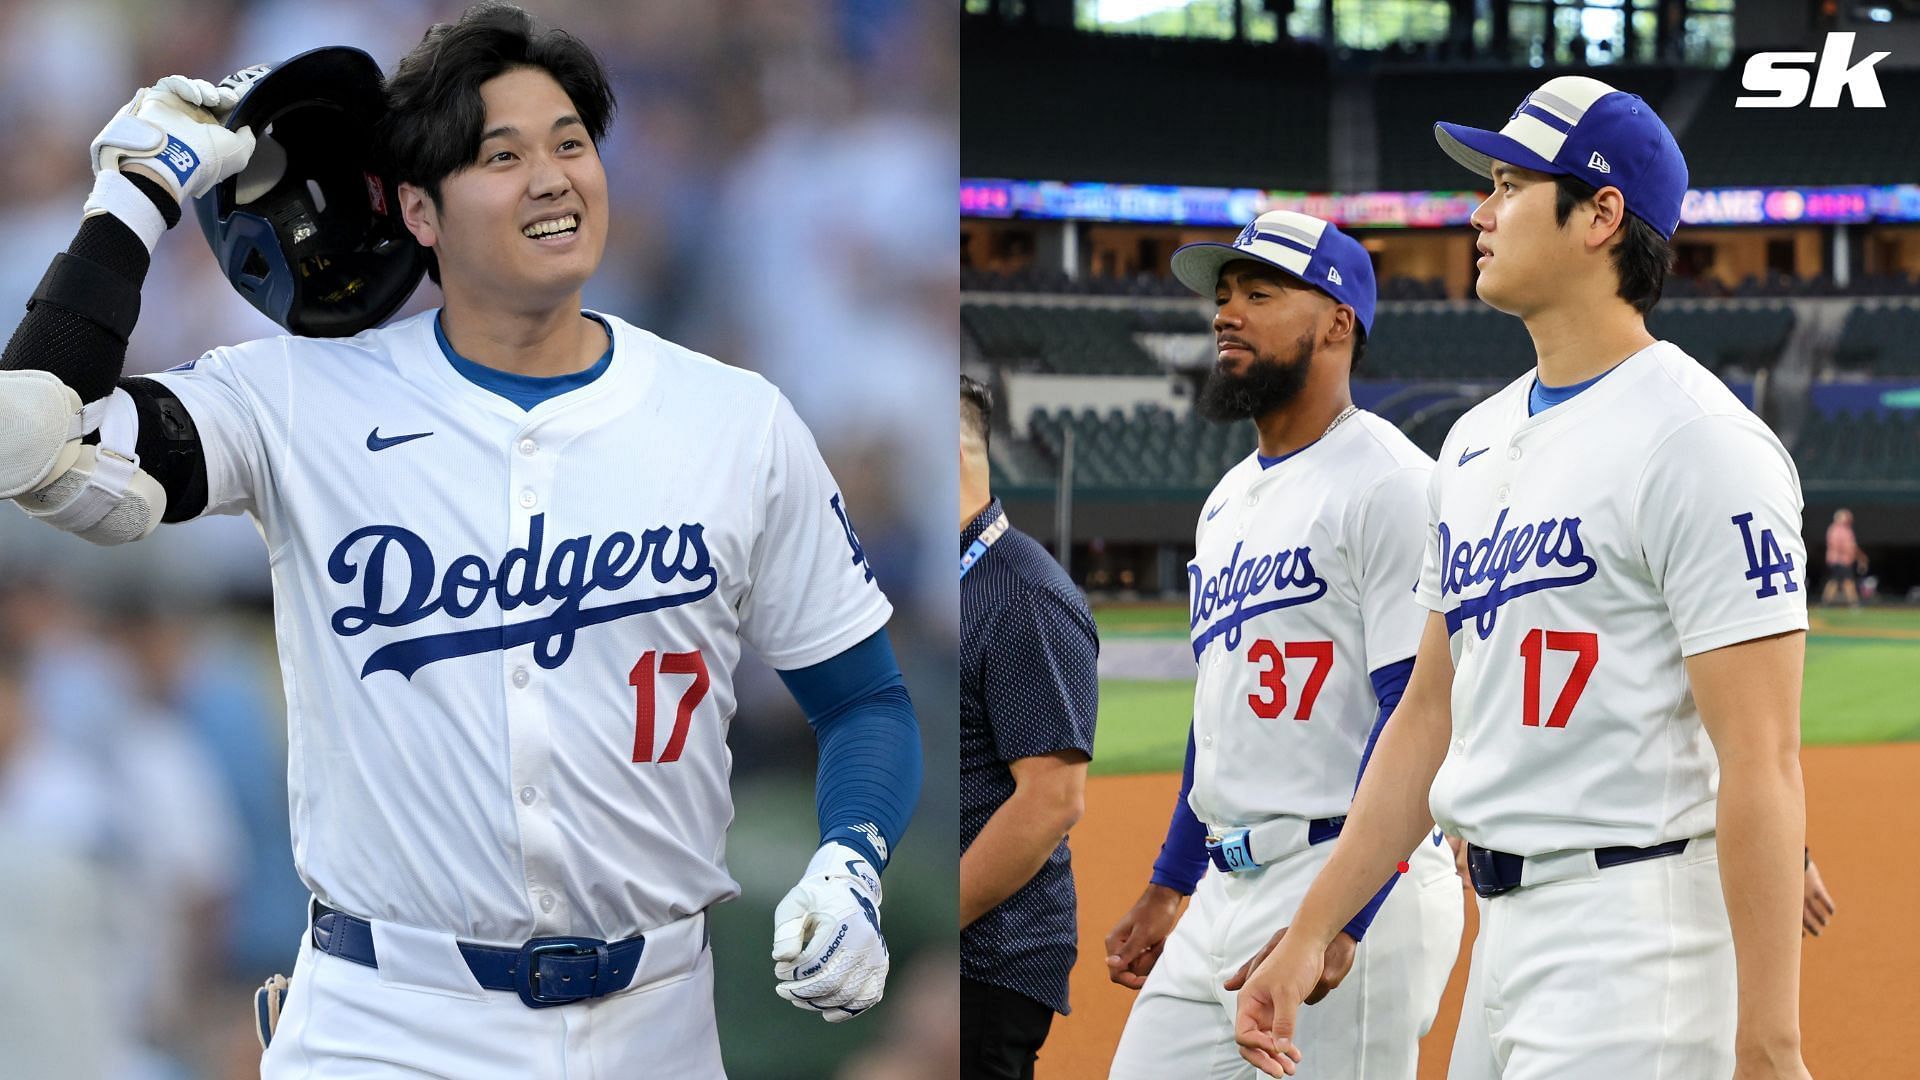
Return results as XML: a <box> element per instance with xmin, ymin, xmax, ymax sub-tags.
<box><xmin>1437</xmin><ymin>507</ymin><xmax>1597</xmax><ymax>638</ymax></box>
<box><xmin>327</xmin><ymin>513</ymin><xmax>718</xmax><ymax>679</ymax></box>
<box><xmin>1187</xmin><ymin>539</ymin><xmax>1329</xmax><ymax>659</ymax></box>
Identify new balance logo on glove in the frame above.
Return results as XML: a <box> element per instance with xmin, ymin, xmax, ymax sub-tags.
<box><xmin>160</xmin><ymin>137</ymin><xmax>200</xmax><ymax>184</ymax></box>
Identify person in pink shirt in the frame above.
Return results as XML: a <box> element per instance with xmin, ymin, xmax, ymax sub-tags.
<box><xmin>1822</xmin><ymin>509</ymin><xmax>1862</xmax><ymax>607</ymax></box>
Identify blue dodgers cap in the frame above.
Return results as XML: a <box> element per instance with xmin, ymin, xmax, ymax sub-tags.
<box><xmin>1170</xmin><ymin>210</ymin><xmax>1377</xmax><ymax>333</ymax></box>
<box><xmin>1433</xmin><ymin>75</ymin><xmax>1688</xmax><ymax>239</ymax></box>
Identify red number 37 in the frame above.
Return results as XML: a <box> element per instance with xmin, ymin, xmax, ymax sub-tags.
<box><xmin>1246</xmin><ymin>639</ymin><xmax>1334</xmax><ymax>722</ymax></box>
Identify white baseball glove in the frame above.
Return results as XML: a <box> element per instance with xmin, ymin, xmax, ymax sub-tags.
<box><xmin>90</xmin><ymin>68</ymin><xmax>268</xmax><ymax>203</ymax></box>
<box><xmin>771</xmin><ymin>841</ymin><xmax>889</xmax><ymax>1022</ymax></box>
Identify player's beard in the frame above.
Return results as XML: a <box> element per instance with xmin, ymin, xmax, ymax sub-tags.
<box><xmin>1197</xmin><ymin>330</ymin><xmax>1315</xmax><ymax>422</ymax></box>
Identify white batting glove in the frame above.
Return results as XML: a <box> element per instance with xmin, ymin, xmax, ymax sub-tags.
<box><xmin>90</xmin><ymin>68</ymin><xmax>267</xmax><ymax>203</ymax></box>
<box><xmin>0</xmin><ymin>371</ymin><xmax>84</xmax><ymax>500</ymax></box>
<box><xmin>771</xmin><ymin>842</ymin><xmax>888</xmax><ymax>1022</ymax></box>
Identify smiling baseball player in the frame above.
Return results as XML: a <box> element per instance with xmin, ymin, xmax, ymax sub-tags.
<box><xmin>1233</xmin><ymin>77</ymin><xmax>1811</xmax><ymax>1080</ymax></box>
<box><xmin>0</xmin><ymin>5</ymin><xmax>919</xmax><ymax>1076</ymax></box>
<box><xmin>1102</xmin><ymin>212</ymin><xmax>1461</xmax><ymax>1080</ymax></box>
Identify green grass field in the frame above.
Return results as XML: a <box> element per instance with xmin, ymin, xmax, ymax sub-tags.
<box><xmin>1090</xmin><ymin>603</ymin><xmax>1920</xmax><ymax>777</ymax></box>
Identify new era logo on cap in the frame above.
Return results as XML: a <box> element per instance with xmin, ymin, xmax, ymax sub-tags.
<box><xmin>1588</xmin><ymin>151</ymin><xmax>1611</xmax><ymax>174</ymax></box>
<box><xmin>1327</xmin><ymin>267</ymin><xmax>1343</xmax><ymax>285</ymax></box>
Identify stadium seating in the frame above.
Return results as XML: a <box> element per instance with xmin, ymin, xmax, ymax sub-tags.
<box><xmin>965</xmin><ymin>299</ymin><xmax>1794</xmax><ymax>380</ymax></box>
<box><xmin>963</xmin><ymin>304</ymin><xmax>1164</xmax><ymax>374</ymax></box>
<box><xmin>1795</xmin><ymin>410</ymin><xmax>1920</xmax><ymax>489</ymax></box>
<box><xmin>1362</xmin><ymin>302</ymin><xmax>1792</xmax><ymax>380</ymax></box>
<box><xmin>1364</xmin><ymin>306</ymin><xmax>1536</xmax><ymax>380</ymax></box>
<box><xmin>1645</xmin><ymin>303</ymin><xmax>1795</xmax><ymax>373</ymax></box>
<box><xmin>1027</xmin><ymin>404</ymin><xmax>1256</xmax><ymax>492</ymax></box>
<box><xmin>961</xmin><ymin>22</ymin><xmax>1331</xmax><ymax>189</ymax></box>
<box><xmin>963</xmin><ymin>268</ymin><xmax>1457</xmax><ymax>300</ymax></box>
<box><xmin>1834</xmin><ymin>304</ymin><xmax>1920</xmax><ymax>376</ymax></box>
<box><xmin>961</xmin><ymin>267</ymin><xmax>1197</xmax><ymax>297</ymax></box>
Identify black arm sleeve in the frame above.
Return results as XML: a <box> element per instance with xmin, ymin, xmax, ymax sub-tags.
<box><xmin>0</xmin><ymin>172</ymin><xmax>180</xmax><ymax>400</ymax></box>
<box><xmin>121</xmin><ymin>377</ymin><xmax>209</xmax><ymax>522</ymax></box>
<box><xmin>2</xmin><ymin>173</ymin><xmax>208</xmax><ymax>519</ymax></box>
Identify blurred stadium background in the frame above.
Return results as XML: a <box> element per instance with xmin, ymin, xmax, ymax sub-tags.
<box><xmin>0</xmin><ymin>2</ymin><xmax>957</xmax><ymax>1079</ymax></box>
<box><xmin>963</xmin><ymin>1</ymin><xmax>1920</xmax><ymax>1076</ymax></box>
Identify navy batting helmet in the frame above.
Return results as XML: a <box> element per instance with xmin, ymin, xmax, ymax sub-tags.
<box><xmin>195</xmin><ymin>47</ymin><xmax>426</xmax><ymax>338</ymax></box>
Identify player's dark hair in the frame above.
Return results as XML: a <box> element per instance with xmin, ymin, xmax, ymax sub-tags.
<box><xmin>961</xmin><ymin>374</ymin><xmax>993</xmax><ymax>453</ymax></box>
<box><xmin>1552</xmin><ymin>174</ymin><xmax>1672</xmax><ymax>315</ymax></box>
<box><xmin>378</xmin><ymin>1</ymin><xmax>617</xmax><ymax>285</ymax></box>
<box><xmin>1348</xmin><ymin>324</ymin><xmax>1367</xmax><ymax>375</ymax></box>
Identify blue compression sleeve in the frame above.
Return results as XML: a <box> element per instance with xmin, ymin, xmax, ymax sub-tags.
<box><xmin>777</xmin><ymin>628</ymin><xmax>921</xmax><ymax>871</ymax></box>
<box><xmin>1149</xmin><ymin>725</ymin><xmax>1210</xmax><ymax>894</ymax></box>
<box><xmin>1341</xmin><ymin>657</ymin><xmax>1416</xmax><ymax>942</ymax></box>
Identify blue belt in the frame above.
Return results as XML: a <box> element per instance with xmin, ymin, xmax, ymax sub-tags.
<box><xmin>1206</xmin><ymin>816</ymin><xmax>1345</xmax><ymax>873</ymax></box>
<box><xmin>310</xmin><ymin>901</ymin><xmax>648</xmax><ymax>1009</ymax></box>
<box><xmin>1465</xmin><ymin>839</ymin><xmax>1691</xmax><ymax>899</ymax></box>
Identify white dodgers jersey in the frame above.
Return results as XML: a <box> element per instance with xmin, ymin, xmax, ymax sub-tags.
<box><xmin>1187</xmin><ymin>412</ymin><xmax>1431</xmax><ymax>829</ymax></box>
<box><xmin>144</xmin><ymin>309</ymin><xmax>892</xmax><ymax>945</ymax></box>
<box><xmin>1416</xmin><ymin>342</ymin><xmax>1807</xmax><ymax>855</ymax></box>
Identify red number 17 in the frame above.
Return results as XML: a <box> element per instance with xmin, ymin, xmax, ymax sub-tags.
<box><xmin>1519</xmin><ymin>630</ymin><xmax>1598</xmax><ymax>728</ymax></box>
<box><xmin>630</xmin><ymin>650</ymin><xmax>710</xmax><ymax>762</ymax></box>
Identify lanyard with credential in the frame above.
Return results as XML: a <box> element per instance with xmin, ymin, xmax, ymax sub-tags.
<box><xmin>960</xmin><ymin>510</ymin><xmax>1010</xmax><ymax>580</ymax></box>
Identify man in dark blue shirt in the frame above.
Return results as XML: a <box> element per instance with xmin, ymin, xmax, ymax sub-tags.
<box><xmin>958</xmin><ymin>375</ymin><xmax>1100</xmax><ymax>1080</ymax></box>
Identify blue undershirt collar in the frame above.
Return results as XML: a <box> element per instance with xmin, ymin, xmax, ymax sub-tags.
<box><xmin>435</xmin><ymin>310</ymin><xmax>613</xmax><ymax>411</ymax></box>
<box><xmin>1528</xmin><ymin>364</ymin><xmax>1615</xmax><ymax>416</ymax></box>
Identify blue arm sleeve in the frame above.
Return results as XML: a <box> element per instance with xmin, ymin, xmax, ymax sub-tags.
<box><xmin>1149</xmin><ymin>725</ymin><xmax>1210</xmax><ymax>894</ymax></box>
<box><xmin>1340</xmin><ymin>657</ymin><xmax>1416</xmax><ymax>943</ymax></box>
<box><xmin>777</xmin><ymin>628</ymin><xmax>921</xmax><ymax>872</ymax></box>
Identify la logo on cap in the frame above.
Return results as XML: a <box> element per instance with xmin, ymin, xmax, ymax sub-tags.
<box><xmin>1588</xmin><ymin>151</ymin><xmax>1612</xmax><ymax>174</ymax></box>
<box><xmin>1234</xmin><ymin>220</ymin><xmax>1260</xmax><ymax>247</ymax></box>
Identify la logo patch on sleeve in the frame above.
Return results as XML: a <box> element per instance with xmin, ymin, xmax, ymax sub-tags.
<box><xmin>831</xmin><ymin>493</ymin><xmax>875</xmax><ymax>583</ymax></box>
<box><xmin>1732</xmin><ymin>512</ymin><xmax>1798</xmax><ymax>598</ymax></box>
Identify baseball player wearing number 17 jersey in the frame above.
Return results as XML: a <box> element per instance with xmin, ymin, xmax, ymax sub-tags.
<box><xmin>0</xmin><ymin>7</ymin><xmax>920</xmax><ymax>1078</ymax></box>
<box><xmin>1102</xmin><ymin>212</ymin><xmax>1460</xmax><ymax>1080</ymax></box>
<box><xmin>1234</xmin><ymin>77</ymin><xmax>1812</xmax><ymax>1080</ymax></box>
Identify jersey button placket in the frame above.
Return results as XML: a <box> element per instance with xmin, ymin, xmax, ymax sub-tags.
<box><xmin>505</xmin><ymin>423</ymin><xmax>566</xmax><ymax>933</ymax></box>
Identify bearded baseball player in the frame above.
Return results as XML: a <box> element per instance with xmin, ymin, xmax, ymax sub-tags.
<box><xmin>1234</xmin><ymin>77</ymin><xmax>1811</xmax><ymax>1080</ymax></box>
<box><xmin>1102</xmin><ymin>211</ymin><xmax>1461</xmax><ymax>1080</ymax></box>
<box><xmin>0</xmin><ymin>5</ymin><xmax>920</xmax><ymax>1076</ymax></box>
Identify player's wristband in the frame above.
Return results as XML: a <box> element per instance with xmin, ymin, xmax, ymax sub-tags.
<box><xmin>1206</xmin><ymin>828</ymin><xmax>1258</xmax><ymax>873</ymax></box>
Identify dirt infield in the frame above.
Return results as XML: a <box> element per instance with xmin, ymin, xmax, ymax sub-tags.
<box><xmin>1037</xmin><ymin>742</ymin><xmax>1919</xmax><ymax>1078</ymax></box>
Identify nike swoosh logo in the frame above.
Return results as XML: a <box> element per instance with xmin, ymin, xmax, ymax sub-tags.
<box><xmin>1458</xmin><ymin>447</ymin><xmax>1490</xmax><ymax>466</ymax></box>
<box><xmin>366</xmin><ymin>428</ymin><xmax>434</xmax><ymax>452</ymax></box>
<box><xmin>1205</xmin><ymin>501</ymin><xmax>1227</xmax><ymax>521</ymax></box>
